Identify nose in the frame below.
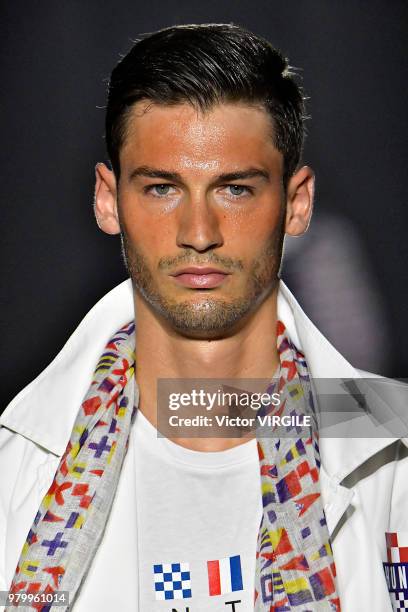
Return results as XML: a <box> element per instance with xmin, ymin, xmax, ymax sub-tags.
<box><xmin>176</xmin><ymin>194</ymin><xmax>224</xmax><ymax>253</ymax></box>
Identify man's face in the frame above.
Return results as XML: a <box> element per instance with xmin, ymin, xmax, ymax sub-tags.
<box><xmin>113</xmin><ymin>102</ymin><xmax>291</xmax><ymax>339</ymax></box>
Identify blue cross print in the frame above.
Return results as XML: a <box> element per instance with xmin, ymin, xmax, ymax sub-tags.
<box><xmin>41</xmin><ymin>532</ymin><xmax>68</xmax><ymax>556</ymax></box>
<box><xmin>89</xmin><ymin>435</ymin><xmax>112</xmax><ymax>458</ymax></box>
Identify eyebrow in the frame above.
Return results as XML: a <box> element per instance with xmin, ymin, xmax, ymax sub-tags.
<box><xmin>127</xmin><ymin>165</ymin><xmax>270</xmax><ymax>184</ymax></box>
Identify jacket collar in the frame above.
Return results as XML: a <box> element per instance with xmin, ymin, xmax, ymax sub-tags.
<box><xmin>0</xmin><ymin>278</ymin><xmax>400</xmax><ymax>484</ymax></box>
<box><xmin>0</xmin><ymin>280</ymin><xmax>135</xmax><ymax>456</ymax></box>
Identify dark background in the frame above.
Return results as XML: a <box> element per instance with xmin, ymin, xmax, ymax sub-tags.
<box><xmin>1</xmin><ymin>1</ymin><xmax>407</xmax><ymax>410</ymax></box>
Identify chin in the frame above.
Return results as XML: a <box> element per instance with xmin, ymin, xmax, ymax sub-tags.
<box><xmin>157</xmin><ymin>299</ymin><xmax>257</xmax><ymax>340</ymax></box>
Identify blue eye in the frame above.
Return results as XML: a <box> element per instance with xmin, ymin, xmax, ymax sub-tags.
<box><xmin>143</xmin><ymin>184</ymin><xmax>177</xmax><ymax>198</ymax></box>
<box><xmin>152</xmin><ymin>184</ymin><xmax>172</xmax><ymax>196</ymax></box>
<box><xmin>226</xmin><ymin>185</ymin><xmax>253</xmax><ymax>198</ymax></box>
<box><xmin>229</xmin><ymin>185</ymin><xmax>246</xmax><ymax>196</ymax></box>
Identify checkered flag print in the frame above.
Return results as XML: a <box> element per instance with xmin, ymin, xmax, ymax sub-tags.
<box><xmin>392</xmin><ymin>591</ymin><xmax>408</xmax><ymax>611</ymax></box>
<box><xmin>153</xmin><ymin>562</ymin><xmax>192</xmax><ymax>600</ymax></box>
<box><xmin>386</xmin><ymin>532</ymin><xmax>408</xmax><ymax>563</ymax></box>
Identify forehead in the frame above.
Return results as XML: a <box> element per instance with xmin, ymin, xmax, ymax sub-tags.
<box><xmin>119</xmin><ymin>101</ymin><xmax>282</xmax><ymax>173</ymax></box>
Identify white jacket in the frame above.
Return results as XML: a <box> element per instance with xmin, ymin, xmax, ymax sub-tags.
<box><xmin>0</xmin><ymin>279</ymin><xmax>407</xmax><ymax>611</ymax></box>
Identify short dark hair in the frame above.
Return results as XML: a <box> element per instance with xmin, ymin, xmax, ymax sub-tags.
<box><xmin>105</xmin><ymin>23</ymin><xmax>307</xmax><ymax>187</ymax></box>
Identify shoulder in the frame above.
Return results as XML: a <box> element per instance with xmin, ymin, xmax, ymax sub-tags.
<box><xmin>357</xmin><ymin>368</ymin><xmax>408</xmax><ymax>449</ymax></box>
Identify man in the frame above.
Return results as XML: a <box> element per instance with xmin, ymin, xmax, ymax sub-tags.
<box><xmin>0</xmin><ymin>23</ymin><xmax>407</xmax><ymax>612</ymax></box>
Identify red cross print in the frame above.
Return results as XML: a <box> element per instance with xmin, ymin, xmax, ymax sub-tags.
<box><xmin>112</xmin><ymin>358</ymin><xmax>130</xmax><ymax>382</ymax></box>
<box><xmin>47</xmin><ymin>480</ymin><xmax>72</xmax><ymax>505</ymax></box>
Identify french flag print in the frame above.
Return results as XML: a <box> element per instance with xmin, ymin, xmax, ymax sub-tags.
<box><xmin>207</xmin><ymin>555</ymin><xmax>243</xmax><ymax>596</ymax></box>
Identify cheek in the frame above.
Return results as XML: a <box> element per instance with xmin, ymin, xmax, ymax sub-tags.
<box><xmin>221</xmin><ymin>202</ymin><xmax>284</xmax><ymax>247</ymax></box>
<box><xmin>119</xmin><ymin>199</ymin><xmax>175</xmax><ymax>251</ymax></box>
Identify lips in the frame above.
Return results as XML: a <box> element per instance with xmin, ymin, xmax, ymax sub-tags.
<box><xmin>170</xmin><ymin>267</ymin><xmax>230</xmax><ymax>289</ymax></box>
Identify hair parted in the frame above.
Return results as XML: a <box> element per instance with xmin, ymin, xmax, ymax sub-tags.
<box><xmin>105</xmin><ymin>23</ymin><xmax>308</xmax><ymax>186</ymax></box>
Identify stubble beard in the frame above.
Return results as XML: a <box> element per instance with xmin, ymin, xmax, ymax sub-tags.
<box><xmin>120</xmin><ymin>221</ymin><xmax>285</xmax><ymax>339</ymax></box>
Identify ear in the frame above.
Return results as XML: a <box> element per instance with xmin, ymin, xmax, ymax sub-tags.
<box><xmin>284</xmin><ymin>166</ymin><xmax>315</xmax><ymax>236</ymax></box>
<box><xmin>94</xmin><ymin>162</ymin><xmax>121</xmax><ymax>235</ymax></box>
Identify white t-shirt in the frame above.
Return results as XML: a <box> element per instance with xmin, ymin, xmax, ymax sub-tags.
<box><xmin>74</xmin><ymin>409</ymin><xmax>263</xmax><ymax>611</ymax></box>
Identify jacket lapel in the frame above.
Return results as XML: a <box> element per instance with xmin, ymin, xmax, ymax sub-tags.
<box><xmin>277</xmin><ymin>282</ymin><xmax>400</xmax><ymax>535</ymax></box>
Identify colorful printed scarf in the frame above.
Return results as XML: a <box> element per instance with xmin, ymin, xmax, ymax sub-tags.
<box><xmin>7</xmin><ymin>320</ymin><xmax>339</xmax><ymax>610</ymax></box>
<box><xmin>254</xmin><ymin>321</ymin><xmax>340</xmax><ymax>610</ymax></box>
<box><xmin>6</xmin><ymin>322</ymin><xmax>137</xmax><ymax>610</ymax></box>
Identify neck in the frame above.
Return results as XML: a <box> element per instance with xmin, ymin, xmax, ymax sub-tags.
<box><xmin>134</xmin><ymin>287</ymin><xmax>280</xmax><ymax>452</ymax></box>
